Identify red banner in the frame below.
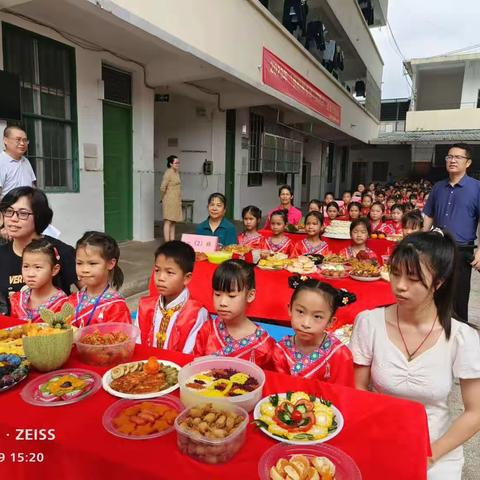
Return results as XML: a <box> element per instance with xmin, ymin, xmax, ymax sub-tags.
<box><xmin>262</xmin><ymin>48</ymin><xmax>341</xmax><ymax>126</ymax></box>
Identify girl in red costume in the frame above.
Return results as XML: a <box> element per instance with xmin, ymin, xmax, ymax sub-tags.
<box><xmin>10</xmin><ymin>238</ymin><xmax>68</xmax><ymax>321</ymax></box>
<box><xmin>68</xmin><ymin>231</ymin><xmax>131</xmax><ymax>326</ymax></box>
<box><xmin>194</xmin><ymin>259</ymin><xmax>275</xmax><ymax>368</ymax></box>
<box><xmin>260</xmin><ymin>209</ymin><xmax>295</xmax><ymax>257</ymax></box>
<box><xmin>293</xmin><ymin>212</ymin><xmax>330</xmax><ymax>256</ymax></box>
<box><xmin>237</xmin><ymin>205</ymin><xmax>263</xmax><ymax>248</ymax></box>
<box><xmin>272</xmin><ymin>278</ymin><xmax>355</xmax><ymax>387</ymax></box>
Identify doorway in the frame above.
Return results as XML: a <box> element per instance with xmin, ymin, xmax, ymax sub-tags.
<box><xmin>102</xmin><ymin>65</ymin><xmax>132</xmax><ymax>242</ymax></box>
<box><xmin>351</xmin><ymin>162</ymin><xmax>368</xmax><ymax>191</ymax></box>
<box><xmin>224</xmin><ymin>109</ymin><xmax>235</xmax><ymax>220</ymax></box>
<box><xmin>301</xmin><ymin>161</ymin><xmax>311</xmax><ymax>207</ymax></box>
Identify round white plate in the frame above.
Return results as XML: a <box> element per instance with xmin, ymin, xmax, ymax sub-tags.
<box><xmin>349</xmin><ymin>274</ymin><xmax>381</xmax><ymax>282</ymax></box>
<box><xmin>253</xmin><ymin>393</ymin><xmax>344</xmax><ymax>445</ymax></box>
<box><xmin>102</xmin><ymin>359</ymin><xmax>181</xmax><ymax>399</ymax></box>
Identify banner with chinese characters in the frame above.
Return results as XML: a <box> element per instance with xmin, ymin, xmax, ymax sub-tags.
<box><xmin>262</xmin><ymin>48</ymin><xmax>341</xmax><ymax>126</ymax></box>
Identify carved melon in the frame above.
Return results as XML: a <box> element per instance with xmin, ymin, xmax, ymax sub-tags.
<box><xmin>22</xmin><ymin>328</ymin><xmax>73</xmax><ymax>372</ymax></box>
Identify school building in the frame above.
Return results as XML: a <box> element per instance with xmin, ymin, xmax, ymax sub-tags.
<box><xmin>0</xmin><ymin>0</ymin><xmax>390</xmax><ymax>245</ymax></box>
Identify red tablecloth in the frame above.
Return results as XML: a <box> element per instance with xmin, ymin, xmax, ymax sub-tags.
<box><xmin>0</xmin><ymin>316</ymin><xmax>429</xmax><ymax>480</ymax></box>
<box><xmin>152</xmin><ymin>262</ymin><xmax>396</xmax><ymax>328</ymax></box>
<box><xmin>258</xmin><ymin>229</ymin><xmax>396</xmax><ymax>258</ymax></box>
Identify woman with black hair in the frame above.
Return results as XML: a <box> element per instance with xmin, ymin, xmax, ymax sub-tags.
<box><xmin>160</xmin><ymin>155</ymin><xmax>182</xmax><ymax>242</ymax></box>
<box><xmin>0</xmin><ymin>187</ymin><xmax>77</xmax><ymax>315</ymax></box>
<box><xmin>264</xmin><ymin>185</ymin><xmax>302</xmax><ymax>229</ymax></box>
<box><xmin>351</xmin><ymin>231</ymin><xmax>480</xmax><ymax>479</ymax></box>
<box><xmin>195</xmin><ymin>193</ymin><xmax>237</xmax><ymax>247</ymax></box>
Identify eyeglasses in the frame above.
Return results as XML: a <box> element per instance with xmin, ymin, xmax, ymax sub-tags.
<box><xmin>2</xmin><ymin>207</ymin><xmax>34</xmax><ymax>220</ymax></box>
<box><xmin>445</xmin><ymin>155</ymin><xmax>469</xmax><ymax>161</ymax></box>
<box><xmin>7</xmin><ymin>137</ymin><xmax>29</xmax><ymax>145</ymax></box>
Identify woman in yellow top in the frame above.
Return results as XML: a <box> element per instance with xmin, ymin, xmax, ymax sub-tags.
<box><xmin>160</xmin><ymin>155</ymin><xmax>182</xmax><ymax>242</ymax></box>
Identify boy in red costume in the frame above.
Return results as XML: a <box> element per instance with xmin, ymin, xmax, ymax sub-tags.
<box><xmin>137</xmin><ymin>241</ymin><xmax>208</xmax><ymax>353</ymax></box>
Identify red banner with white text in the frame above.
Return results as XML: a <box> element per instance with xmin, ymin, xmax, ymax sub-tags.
<box><xmin>262</xmin><ymin>48</ymin><xmax>341</xmax><ymax>126</ymax></box>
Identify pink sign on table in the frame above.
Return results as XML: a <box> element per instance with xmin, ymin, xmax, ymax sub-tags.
<box><xmin>181</xmin><ymin>234</ymin><xmax>218</xmax><ymax>252</ymax></box>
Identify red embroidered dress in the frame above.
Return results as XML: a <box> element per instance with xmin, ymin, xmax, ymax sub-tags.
<box><xmin>386</xmin><ymin>220</ymin><xmax>402</xmax><ymax>235</ymax></box>
<box><xmin>68</xmin><ymin>288</ymin><xmax>131</xmax><ymax>327</ymax></box>
<box><xmin>272</xmin><ymin>334</ymin><xmax>354</xmax><ymax>387</ymax></box>
<box><xmin>260</xmin><ymin>236</ymin><xmax>295</xmax><ymax>257</ymax></box>
<box><xmin>10</xmin><ymin>287</ymin><xmax>68</xmax><ymax>322</ymax></box>
<box><xmin>293</xmin><ymin>239</ymin><xmax>331</xmax><ymax>256</ymax></box>
<box><xmin>237</xmin><ymin>232</ymin><xmax>263</xmax><ymax>248</ymax></box>
<box><xmin>193</xmin><ymin>316</ymin><xmax>275</xmax><ymax>369</ymax></box>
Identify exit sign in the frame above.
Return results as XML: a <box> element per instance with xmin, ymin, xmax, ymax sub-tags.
<box><xmin>155</xmin><ymin>94</ymin><xmax>170</xmax><ymax>102</ymax></box>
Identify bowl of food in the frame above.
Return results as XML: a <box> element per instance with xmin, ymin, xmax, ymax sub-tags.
<box><xmin>178</xmin><ymin>356</ymin><xmax>265</xmax><ymax>412</ymax></box>
<box><xmin>74</xmin><ymin>323</ymin><xmax>140</xmax><ymax>366</ymax></box>
<box><xmin>258</xmin><ymin>443</ymin><xmax>362</xmax><ymax>480</ymax></box>
<box><xmin>318</xmin><ymin>264</ymin><xmax>350</xmax><ymax>279</ymax></box>
<box><xmin>175</xmin><ymin>402</ymin><xmax>248</xmax><ymax>464</ymax></box>
<box><xmin>205</xmin><ymin>251</ymin><xmax>233</xmax><ymax>265</ymax></box>
<box><xmin>103</xmin><ymin>395</ymin><xmax>182</xmax><ymax>439</ymax></box>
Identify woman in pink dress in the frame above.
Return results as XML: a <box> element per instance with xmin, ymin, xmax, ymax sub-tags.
<box><xmin>264</xmin><ymin>185</ymin><xmax>302</xmax><ymax>229</ymax></box>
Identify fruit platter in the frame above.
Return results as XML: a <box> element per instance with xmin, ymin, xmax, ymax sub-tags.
<box><xmin>258</xmin><ymin>443</ymin><xmax>362</xmax><ymax>480</ymax></box>
<box><xmin>0</xmin><ymin>353</ymin><xmax>30</xmax><ymax>392</ymax></box>
<box><xmin>184</xmin><ymin>368</ymin><xmax>260</xmax><ymax>399</ymax></box>
<box><xmin>103</xmin><ymin>356</ymin><xmax>180</xmax><ymax>399</ymax></box>
<box><xmin>21</xmin><ymin>368</ymin><xmax>101</xmax><ymax>406</ymax></box>
<box><xmin>253</xmin><ymin>391</ymin><xmax>343</xmax><ymax>445</ymax></box>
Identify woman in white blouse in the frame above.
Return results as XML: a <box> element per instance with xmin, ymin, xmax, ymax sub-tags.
<box><xmin>350</xmin><ymin>230</ymin><xmax>480</xmax><ymax>479</ymax></box>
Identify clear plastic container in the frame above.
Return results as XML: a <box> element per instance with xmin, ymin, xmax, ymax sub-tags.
<box><xmin>103</xmin><ymin>395</ymin><xmax>183</xmax><ymax>440</ymax></box>
<box><xmin>205</xmin><ymin>251</ymin><xmax>233</xmax><ymax>264</ymax></box>
<box><xmin>74</xmin><ymin>322</ymin><xmax>140</xmax><ymax>366</ymax></box>
<box><xmin>178</xmin><ymin>356</ymin><xmax>265</xmax><ymax>412</ymax></box>
<box><xmin>174</xmin><ymin>404</ymin><xmax>248</xmax><ymax>464</ymax></box>
<box><xmin>258</xmin><ymin>443</ymin><xmax>362</xmax><ymax>480</ymax></box>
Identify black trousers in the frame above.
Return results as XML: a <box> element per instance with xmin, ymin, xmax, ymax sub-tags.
<box><xmin>453</xmin><ymin>246</ymin><xmax>475</xmax><ymax>323</ymax></box>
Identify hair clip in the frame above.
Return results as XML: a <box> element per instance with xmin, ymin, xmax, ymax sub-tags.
<box><xmin>336</xmin><ymin>289</ymin><xmax>356</xmax><ymax>308</ymax></box>
<box><xmin>53</xmin><ymin>246</ymin><xmax>60</xmax><ymax>261</ymax></box>
<box><xmin>431</xmin><ymin>227</ymin><xmax>445</xmax><ymax>237</ymax></box>
<box><xmin>288</xmin><ymin>275</ymin><xmax>310</xmax><ymax>289</ymax></box>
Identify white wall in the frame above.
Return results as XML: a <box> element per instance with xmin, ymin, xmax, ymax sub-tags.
<box><xmin>416</xmin><ymin>68</ymin><xmax>464</xmax><ymax>110</ymax></box>
<box><xmin>461</xmin><ymin>60</ymin><xmax>480</xmax><ymax>108</ymax></box>
<box><xmin>154</xmin><ymin>94</ymin><xmax>226</xmax><ymax>224</ymax></box>
<box><xmin>0</xmin><ymin>14</ymin><xmax>155</xmax><ymax>246</ymax></box>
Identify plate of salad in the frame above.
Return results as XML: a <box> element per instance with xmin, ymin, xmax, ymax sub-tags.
<box><xmin>253</xmin><ymin>391</ymin><xmax>343</xmax><ymax>445</ymax></box>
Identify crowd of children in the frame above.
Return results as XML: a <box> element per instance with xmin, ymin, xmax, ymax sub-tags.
<box><xmin>7</xmin><ymin>179</ymin><xmax>430</xmax><ymax>389</ymax></box>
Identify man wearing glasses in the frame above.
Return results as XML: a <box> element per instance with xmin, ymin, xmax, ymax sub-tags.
<box><xmin>423</xmin><ymin>143</ymin><xmax>480</xmax><ymax>323</ymax></box>
<box><xmin>0</xmin><ymin>126</ymin><xmax>36</xmax><ymax>199</ymax></box>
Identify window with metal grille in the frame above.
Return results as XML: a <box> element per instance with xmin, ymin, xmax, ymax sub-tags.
<box><xmin>327</xmin><ymin>143</ymin><xmax>334</xmax><ymax>183</ymax></box>
<box><xmin>248</xmin><ymin>172</ymin><xmax>263</xmax><ymax>187</ymax></box>
<box><xmin>262</xmin><ymin>133</ymin><xmax>302</xmax><ymax>174</ymax></box>
<box><xmin>3</xmin><ymin>23</ymin><xmax>77</xmax><ymax>192</ymax></box>
<box><xmin>249</xmin><ymin>112</ymin><xmax>264</xmax><ymax>173</ymax></box>
<box><xmin>102</xmin><ymin>65</ymin><xmax>131</xmax><ymax>105</ymax></box>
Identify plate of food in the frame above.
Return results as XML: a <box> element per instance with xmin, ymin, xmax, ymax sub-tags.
<box><xmin>21</xmin><ymin>368</ymin><xmax>101</xmax><ymax>406</ymax></box>
<box><xmin>322</xmin><ymin>254</ymin><xmax>348</xmax><ymax>265</ymax></box>
<box><xmin>103</xmin><ymin>395</ymin><xmax>182</xmax><ymax>440</ymax></box>
<box><xmin>380</xmin><ymin>265</ymin><xmax>390</xmax><ymax>282</ymax></box>
<box><xmin>0</xmin><ymin>353</ymin><xmax>30</xmax><ymax>393</ymax></box>
<box><xmin>195</xmin><ymin>252</ymin><xmax>208</xmax><ymax>262</ymax></box>
<box><xmin>258</xmin><ymin>443</ymin><xmax>362</xmax><ymax>480</ymax></box>
<box><xmin>386</xmin><ymin>234</ymin><xmax>403</xmax><ymax>242</ymax></box>
<box><xmin>349</xmin><ymin>260</ymin><xmax>381</xmax><ymax>281</ymax></box>
<box><xmin>102</xmin><ymin>356</ymin><xmax>180</xmax><ymax>399</ymax></box>
<box><xmin>318</xmin><ymin>264</ymin><xmax>350</xmax><ymax>279</ymax></box>
<box><xmin>333</xmin><ymin>324</ymin><xmax>354</xmax><ymax>346</ymax></box>
<box><xmin>253</xmin><ymin>391</ymin><xmax>343</xmax><ymax>445</ymax></box>
<box><xmin>0</xmin><ymin>325</ymin><xmax>25</xmax><ymax>356</ymax></box>
<box><xmin>258</xmin><ymin>253</ymin><xmax>291</xmax><ymax>271</ymax></box>
<box><xmin>286</xmin><ymin>256</ymin><xmax>318</xmax><ymax>275</ymax></box>
<box><xmin>223</xmin><ymin>245</ymin><xmax>252</xmax><ymax>255</ymax></box>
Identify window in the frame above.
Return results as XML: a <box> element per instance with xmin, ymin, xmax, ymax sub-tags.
<box><xmin>477</xmin><ymin>89</ymin><xmax>480</xmax><ymax>109</ymax></box>
<box><xmin>340</xmin><ymin>147</ymin><xmax>348</xmax><ymax>182</ymax></box>
<box><xmin>249</xmin><ymin>112</ymin><xmax>264</xmax><ymax>174</ymax></box>
<box><xmin>3</xmin><ymin>23</ymin><xmax>77</xmax><ymax>191</ymax></box>
<box><xmin>372</xmin><ymin>161</ymin><xmax>389</xmax><ymax>182</ymax></box>
<box><xmin>248</xmin><ymin>172</ymin><xmax>262</xmax><ymax>187</ymax></box>
<box><xmin>277</xmin><ymin>173</ymin><xmax>288</xmax><ymax>185</ymax></box>
<box><xmin>327</xmin><ymin>143</ymin><xmax>334</xmax><ymax>183</ymax></box>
